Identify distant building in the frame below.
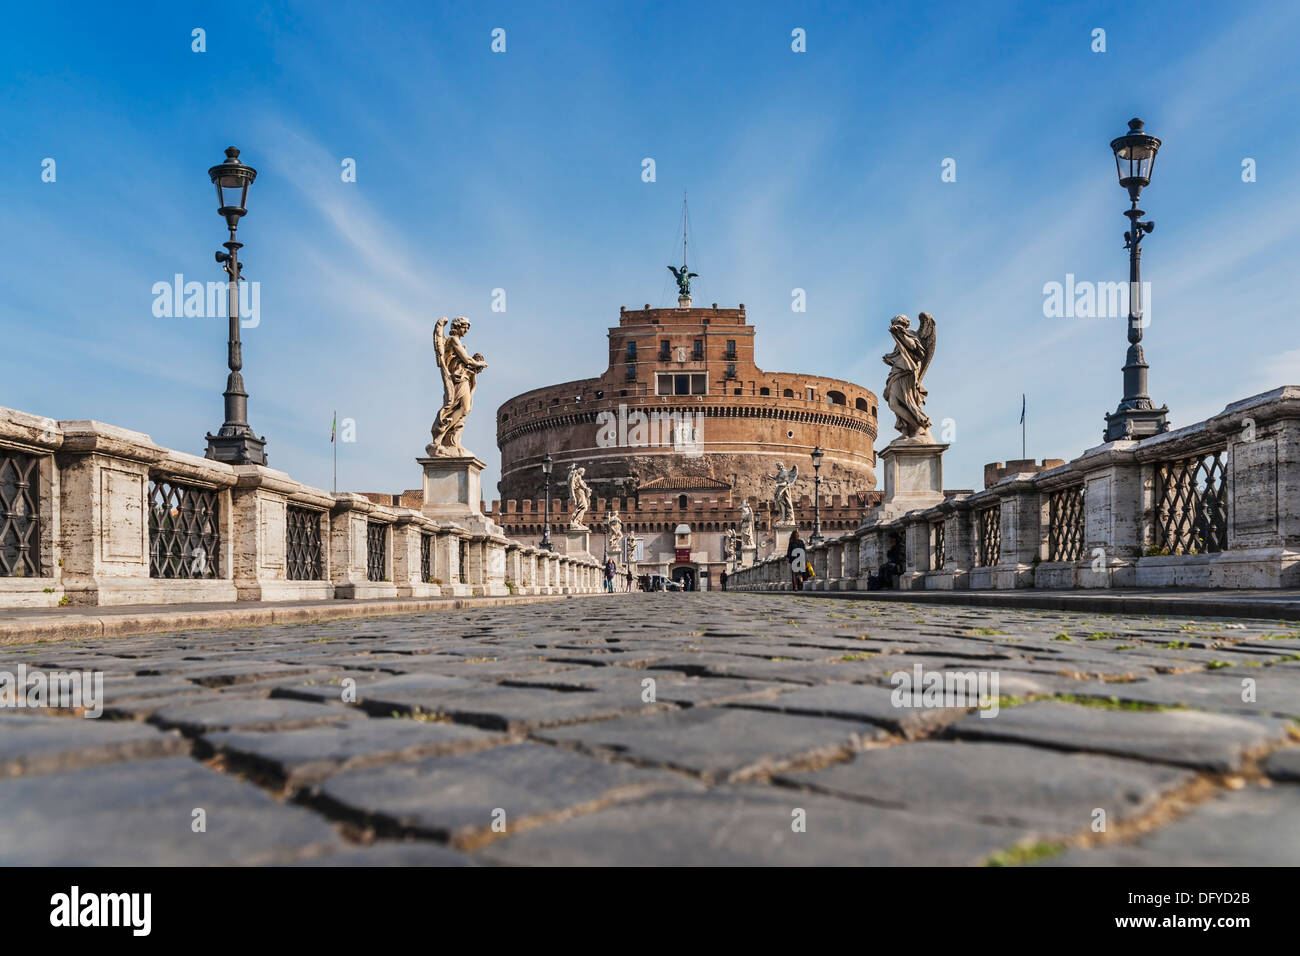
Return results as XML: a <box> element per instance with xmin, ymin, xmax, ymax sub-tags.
<box><xmin>486</xmin><ymin>302</ymin><xmax>882</xmax><ymax>589</ymax></box>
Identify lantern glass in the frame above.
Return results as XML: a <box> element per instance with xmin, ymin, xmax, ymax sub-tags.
<box><xmin>1110</xmin><ymin>119</ymin><xmax>1160</xmax><ymax>193</ymax></box>
<box><xmin>208</xmin><ymin>147</ymin><xmax>256</xmax><ymax>213</ymax></box>
<box><xmin>811</xmin><ymin>446</ymin><xmax>824</xmax><ymax>468</ymax></box>
<box><xmin>541</xmin><ymin>455</ymin><xmax>553</xmax><ymax>476</ymax></box>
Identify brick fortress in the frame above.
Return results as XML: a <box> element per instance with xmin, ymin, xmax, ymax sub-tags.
<box><xmin>482</xmin><ymin>301</ymin><xmax>883</xmax><ymax>588</ymax></box>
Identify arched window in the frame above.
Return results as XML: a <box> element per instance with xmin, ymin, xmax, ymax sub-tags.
<box><xmin>827</xmin><ymin>390</ymin><xmax>846</xmax><ymax>406</ymax></box>
<box><xmin>782</xmin><ymin>388</ymin><xmax>795</xmax><ymax>398</ymax></box>
<box><xmin>855</xmin><ymin>397</ymin><xmax>869</xmax><ymax>412</ymax></box>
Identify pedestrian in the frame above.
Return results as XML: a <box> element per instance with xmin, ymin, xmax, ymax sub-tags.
<box><xmin>869</xmin><ymin>533</ymin><xmax>904</xmax><ymax>590</ymax></box>
<box><xmin>604</xmin><ymin>559</ymin><xmax>616</xmax><ymax>593</ymax></box>
<box><xmin>787</xmin><ymin>529</ymin><xmax>806</xmax><ymax>591</ymax></box>
<box><xmin>720</xmin><ymin>568</ymin><xmax>728</xmax><ymax>591</ymax></box>
<box><xmin>625</xmin><ymin>569</ymin><xmax>632</xmax><ymax>592</ymax></box>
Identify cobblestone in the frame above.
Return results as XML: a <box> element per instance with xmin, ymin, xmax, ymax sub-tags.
<box><xmin>2</xmin><ymin>593</ymin><xmax>1298</xmax><ymax>865</ymax></box>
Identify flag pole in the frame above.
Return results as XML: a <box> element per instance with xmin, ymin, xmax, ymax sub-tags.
<box><xmin>332</xmin><ymin>409</ymin><xmax>337</xmax><ymax>493</ymax></box>
<box><xmin>1021</xmin><ymin>394</ymin><xmax>1026</xmax><ymax>460</ymax></box>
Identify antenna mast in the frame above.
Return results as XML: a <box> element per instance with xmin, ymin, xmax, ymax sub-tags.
<box><xmin>682</xmin><ymin>191</ymin><xmax>688</xmax><ymax>268</ymax></box>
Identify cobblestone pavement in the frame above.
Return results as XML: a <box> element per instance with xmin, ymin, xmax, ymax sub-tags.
<box><xmin>2</xmin><ymin>593</ymin><xmax>1298</xmax><ymax>866</ymax></box>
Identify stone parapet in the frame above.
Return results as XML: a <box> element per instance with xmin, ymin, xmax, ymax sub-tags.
<box><xmin>726</xmin><ymin>387</ymin><xmax>1300</xmax><ymax>594</ymax></box>
<box><xmin>0</xmin><ymin>407</ymin><xmax>611</xmax><ymax>608</ymax></box>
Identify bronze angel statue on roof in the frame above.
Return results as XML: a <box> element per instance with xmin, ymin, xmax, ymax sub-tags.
<box><xmin>881</xmin><ymin>312</ymin><xmax>936</xmax><ymax>440</ymax></box>
<box><xmin>668</xmin><ymin>264</ymin><xmax>698</xmax><ymax>298</ymax></box>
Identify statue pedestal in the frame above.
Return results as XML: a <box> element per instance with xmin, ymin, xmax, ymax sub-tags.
<box><xmin>869</xmin><ymin>438</ymin><xmax>949</xmax><ymax>523</ymax></box>
<box><xmin>561</xmin><ymin>528</ymin><xmax>593</xmax><ymax>559</ymax></box>
<box><xmin>678</xmin><ymin>295</ymin><xmax>691</xmax><ymax>308</ymax></box>
<box><xmin>418</xmin><ymin>455</ymin><xmax>500</xmax><ymax>535</ymax></box>
<box><xmin>741</xmin><ymin>545</ymin><xmax>757</xmax><ymax>568</ymax></box>
<box><xmin>773</xmin><ymin>520</ymin><xmax>797</xmax><ymax>556</ymax></box>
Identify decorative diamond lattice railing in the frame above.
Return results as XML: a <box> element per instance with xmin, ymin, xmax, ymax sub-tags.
<box><xmin>1154</xmin><ymin>449</ymin><xmax>1228</xmax><ymax>555</ymax></box>
<box><xmin>149</xmin><ymin>479</ymin><xmax>221</xmax><ymax>579</ymax></box>
<box><xmin>286</xmin><ymin>506</ymin><xmax>323</xmax><ymax>580</ymax></box>
<box><xmin>366</xmin><ymin>522</ymin><xmax>387</xmax><ymax>581</ymax></box>
<box><xmin>976</xmin><ymin>504</ymin><xmax>1001</xmax><ymax>567</ymax></box>
<box><xmin>420</xmin><ymin>533</ymin><xmax>434</xmax><ymax>583</ymax></box>
<box><xmin>1048</xmin><ymin>484</ymin><xmax>1086</xmax><ymax>562</ymax></box>
<box><xmin>0</xmin><ymin>450</ymin><xmax>40</xmax><ymax>577</ymax></box>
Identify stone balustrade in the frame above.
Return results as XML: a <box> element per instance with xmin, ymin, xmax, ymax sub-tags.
<box><xmin>729</xmin><ymin>387</ymin><xmax>1300</xmax><ymax>593</ymax></box>
<box><xmin>0</xmin><ymin>407</ymin><xmax>604</xmax><ymax>608</ymax></box>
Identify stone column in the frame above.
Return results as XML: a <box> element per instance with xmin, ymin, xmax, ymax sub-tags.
<box><xmin>1072</xmin><ymin>442</ymin><xmax>1142</xmax><ymax>588</ymax></box>
<box><xmin>330</xmin><ymin>494</ymin><xmax>397</xmax><ymax>599</ymax></box>
<box><xmin>840</xmin><ymin>530</ymin><xmax>861</xmax><ymax>588</ymax></box>
<box><xmin>58</xmin><ymin>422</ymin><xmax>239</xmax><ymax>606</ymax></box>
<box><xmin>992</xmin><ymin>477</ymin><xmax>1042</xmax><ymax>589</ymax></box>
<box><xmin>392</xmin><ymin>514</ymin><xmax>441</xmax><ymax>598</ymax></box>
<box><xmin>230</xmin><ymin>465</ymin><xmax>333</xmax><ymax>601</ymax></box>
<box><xmin>899</xmin><ymin>515</ymin><xmax>930</xmax><ymax>591</ymax></box>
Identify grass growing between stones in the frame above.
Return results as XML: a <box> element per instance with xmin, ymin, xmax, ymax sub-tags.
<box><xmin>983</xmin><ymin>841</ymin><xmax>1067</xmax><ymax>867</ymax></box>
<box><xmin>967</xmin><ymin>628</ymin><xmax>1005</xmax><ymax>636</ymax></box>
<box><xmin>1053</xmin><ymin>694</ymin><xmax>1185</xmax><ymax>712</ymax></box>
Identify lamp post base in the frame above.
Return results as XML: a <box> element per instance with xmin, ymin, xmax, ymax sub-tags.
<box><xmin>1103</xmin><ymin>403</ymin><xmax>1169</xmax><ymax>442</ymax></box>
<box><xmin>204</xmin><ymin>429</ymin><xmax>267</xmax><ymax>466</ymax></box>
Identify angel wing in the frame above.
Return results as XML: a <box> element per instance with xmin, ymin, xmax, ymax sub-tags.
<box><xmin>787</xmin><ymin>463</ymin><xmax>799</xmax><ymax>483</ymax></box>
<box><xmin>433</xmin><ymin>317</ymin><xmax>453</xmax><ymax>408</ymax></box>
<box><xmin>686</xmin><ymin>271</ymin><xmax>698</xmax><ymax>280</ymax></box>
<box><xmin>667</xmin><ymin>265</ymin><xmax>682</xmax><ymax>281</ymax></box>
<box><xmin>916</xmin><ymin>312</ymin><xmax>936</xmax><ymax>384</ymax></box>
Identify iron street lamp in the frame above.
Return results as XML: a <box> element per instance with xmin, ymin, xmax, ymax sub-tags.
<box><xmin>810</xmin><ymin>445</ymin><xmax>824</xmax><ymax>545</ymax></box>
<box><xmin>540</xmin><ymin>454</ymin><xmax>554</xmax><ymax>551</ymax></box>
<box><xmin>1103</xmin><ymin>118</ymin><xmax>1169</xmax><ymax>442</ymax></box>
<box><xmin>204</xmin><ymin>146</ymin><xmax>268</xmax><ymax>465</ymax></box>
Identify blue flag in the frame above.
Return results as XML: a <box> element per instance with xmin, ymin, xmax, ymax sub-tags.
<box><xmin>1019</xmin><ymin>394</ymin><xmax>1025</xmax><ymax>425</ymax></box>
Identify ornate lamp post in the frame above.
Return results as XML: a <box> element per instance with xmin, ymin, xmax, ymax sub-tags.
<box><xmin>1103</xmin><ymin>118</ymin><xmax>1169</xmax><ymax>442</ymax></box>
<box><xmin>810</xmin><ymin>445</ymin><xmax>824</xmax><ymax>545</ymax></box>
<box><xmin>540</xmin><ymin>454</ymin><xmax>554</xmax><ymax>551</ymax></box>
<box><xmin>204</xmin><ymin>146</ymin><xmax>268</xmax><ymax>465</ymax></box>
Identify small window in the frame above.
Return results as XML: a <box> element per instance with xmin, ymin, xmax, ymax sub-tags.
<box><xmin>678</xmin><ymin>495</ymin><xmax>688</xmax><ymax>510</ymax></box>
<box><xmin>783</xmin><ymin>388</ymin><xmax>794</xmax><ymax>398</ymax></box>
<box><xmin>855</xmin><ymin>397</ymin><xmax>869</xmax><ymax>411</ymax></box>
<box><xmin>759</xmin><ymin>387</ymin><xmax>770</xmax><ymax>395</ymax></box>
<box><xmin>725</xmin><ymin>340</ymin><xmax>736</xmax><ymax>359</ymax></box>
<box><xmin>692</xmin><ymin>339</ymin><xmax>704</xmax><ymax>360</ymax></box>
<box><xmin>659</xmin><ymin>339</ymin><xmax>671</xmax><ymax>360</ymax></box>
<box><xmin>626</xmin><ymin>341</ymin><xmax>637</xmax><ymax>360</ymax></box>
<box><xmin>734</xmin><ymin>388</ymin><xmax>742</xmax><ymax>396</ymax></box>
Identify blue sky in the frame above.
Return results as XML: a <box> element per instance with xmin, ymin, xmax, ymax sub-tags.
<box><xmin>3</xmin><ymin>0</ymin><xmax>1298</xmax><ymax>499</ymax></box>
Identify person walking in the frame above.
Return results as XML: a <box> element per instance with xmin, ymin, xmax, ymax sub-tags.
<box><xmin>720</xmin><ymin>568</ymin><xmax>729</xmax><ymax>591</ymax></box>
<box><xmin>787</xmin><ymin>529</ymin><xmax>807</xmax><ymax>591</ymax></box>
<box><xmin>604</xmin><ymin>559</ymin><xmax>616</xmax><ymax>593</ymax></box>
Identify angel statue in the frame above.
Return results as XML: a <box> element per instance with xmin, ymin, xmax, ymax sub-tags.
<box><xmin>427</xmin><ymin>316</ymin><xmax>489</xmax><ymax>457</ymax></box>
<box><xmin>882</xmin><ymin>312</ymin><xmax>936</xmax><ymax>440</ymax></box>
<box><xmin>739</xmin><ymin>500</ymin><xmax>756</xmax><ymax>549</ymax></box>
<box><xmin>567</xmin><ymin>465</ymin><xmax>592</xmax><ymax>531</ymax></box>
<box><xmin>724</xmin><ymin>527</ymin><xmax>738</xmax><ymax>562</ymax></box>
<box><xmin>605</xmin><ymin>510</ymin><xmax>624</xmax><ymax>556</ymax></box>
<box><xmin>667</xmin><ymin>264</ymin><xmax>698</xmax><ymax>299</ymax></box>
<box><xmin>766</xmin><ymin>462</ymin><xmax>798</xmax><ymax>524</ymax></box>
